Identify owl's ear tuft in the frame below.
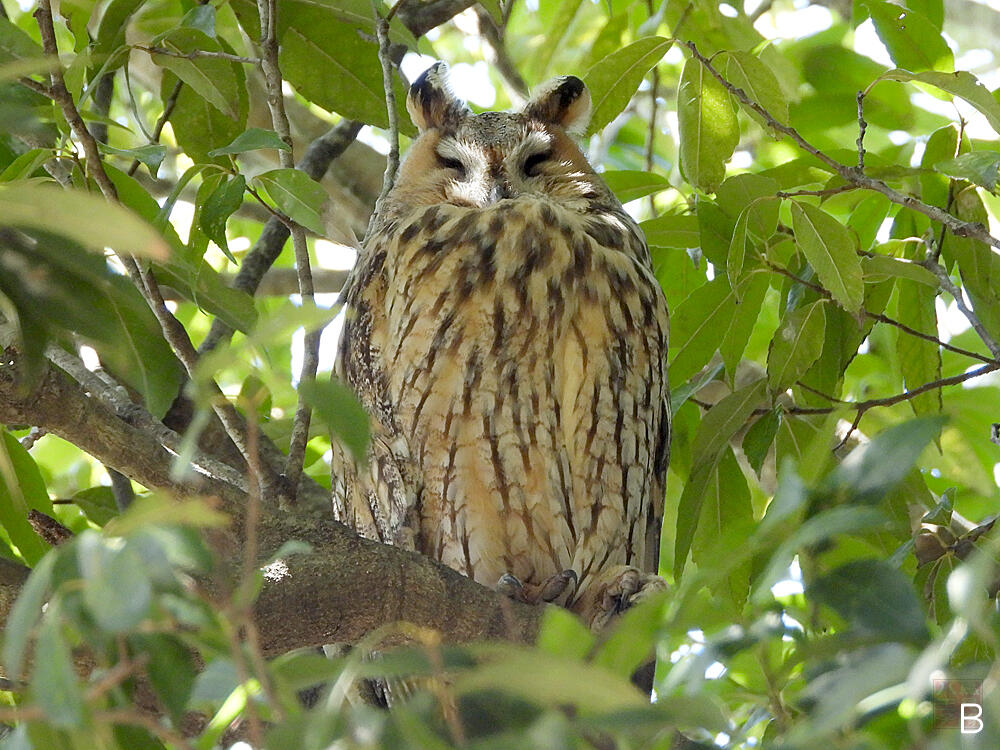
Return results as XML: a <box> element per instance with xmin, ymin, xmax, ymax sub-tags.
<box><xmin>523</xmin><ymin>76</ymin><xmax>591</xmax><ymax>135</ymax></box>
<box><xmin>407</xmin><ymin>62</ymin><xmax>469</xmax><ymax>132</ymax></box>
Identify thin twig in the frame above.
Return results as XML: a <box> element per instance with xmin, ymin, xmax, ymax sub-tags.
<box><xmin>856</xmin><ymin>90</ymin><xmax>867</xmax><ymax>171</ymax></box>
<box><xmin>34</xmin><ymin>0</ymin><xmax>266</xmax><ymax>492</ymax></box>
<box><xmin>369</xmin><ymin>2</ymin><xmax>402</xmax><ymax>238</ymax></box>
<box><xmin>776</xmin><ymin>185</ymin><xmax>855</xmax><ymax>199</ymax></box>
<box><xmin>681</xmin><ymin>40</ymin><xmax>1000</xmax><ymax>251</ymax></box>
<box><xmin>18</xmin><ymin>76</ymin><xmax>52</xmax><ymax>97</ymax></box>
<box><xmin>764</xmin><ymin>261</ymin><xmax>996</xmax><ymax>364</ymax></box>
<box><xmin>476</xmin><ymin>5</ymin><xmax>529</xmax><ymax>100</ymax></box>
<box><xmin>923</xmin><ymin>253</ymin><xmax>1000</xmax><ymax>360</ymax></box>
<box><xmin>256</xmin><ymin>0</ymin><xmax>320</xmax><ymax>505</ymax></box>
<box><xmin>128</xmin><ymin>78</ymin><xmax>183</xmax><ymax>177</ymax></box>
<box><xmin>134</xmin><ymin>44</ymin><xmax>261</xmax><ymax>65</ymax></box>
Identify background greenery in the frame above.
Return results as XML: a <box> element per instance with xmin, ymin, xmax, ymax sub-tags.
<box><xmin>0</xmin><ymin>0</ymin><xmax>999</xmax><ymax>747</ymax></box>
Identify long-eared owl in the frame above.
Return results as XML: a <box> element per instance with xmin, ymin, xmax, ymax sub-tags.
<box><xmin>332</xmin><ymin>63</ymin><xmax>670</xmax><ymax>630</ymax></box>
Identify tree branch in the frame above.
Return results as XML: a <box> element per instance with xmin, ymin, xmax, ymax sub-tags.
<box><xmin>681</xmin><ymin>40</ymin><xmax>1000</xmax><ymax>251</ymax></box>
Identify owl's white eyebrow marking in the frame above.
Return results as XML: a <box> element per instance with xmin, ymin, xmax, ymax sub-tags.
<box><xmin>435</xmin><ymin>138</ymin><xmax>482</xmax><ymax>170</ymax></box>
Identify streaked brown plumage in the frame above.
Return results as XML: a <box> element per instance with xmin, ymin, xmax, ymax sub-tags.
<box><xmin>332</xmin><ymin>63</ymin><xmax>670</xmax><ymax>630</ymax></box>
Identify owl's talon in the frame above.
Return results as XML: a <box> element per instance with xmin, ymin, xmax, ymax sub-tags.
<box><xmin>496</xmin><ymin>569</ymin><xmax>578</xmax><ymax>605</ymax></box>
<box><xmin>537</xmin><ymin>568</ymin><xmax>578</xmax><ymax>603</ymax></box>
<box><xmin>497</xmin><ymin>573</ymin><xmax>526</xmax><ymax>600</ymax></box>
<box><xmin>577</xmin><ymin>565</ymin><xmax>668</xmax><ymax>631</ymax></box>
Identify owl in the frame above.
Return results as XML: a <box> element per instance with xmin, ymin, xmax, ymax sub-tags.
<box><xmin>331</xmin><ymin>63</ymin><xmax>670</xmax><ymax>632</ymax></box>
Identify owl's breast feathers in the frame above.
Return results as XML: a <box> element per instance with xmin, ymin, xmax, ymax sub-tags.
<box><xmin>333</xmin><ymin>197</ymin><xmax>670</xmax><ymax>602</ymax></box>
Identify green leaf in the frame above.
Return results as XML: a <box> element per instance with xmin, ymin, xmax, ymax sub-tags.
<box><xmin>790</xmin><ymin>200</ymin><xmax>863</xmax><ymax>312</ymax></box>
<box><xmin>847</xmin><ymin>193</ymin><xmax>892</xmax><ymax>250</ymax></box>
<box><xmin>77</xmin><ymin>531</ymin><xmax>153</xmax><ymax>632</ymax></box>
<box><xmin>861</xmin><ymin>0</ymin><xmax>953</xmax><ymax>72</ymax></box>
<box><xmin>537</xmin><ymin>606</ymin><xmax>595</xmax><ymax>661</ymax></box>
<box><xmin>862</xmin><ymin>253</ymin><xmax>936</xmax><ymax>286</ymax></box>
<box><xmin>753</xmin><ymin>506</ymin><xmax>889</xmax><ymax>601</ymax></box>
<box><xmin>920</xmin><ymin>124</ymin><xmax>960</xmax><ymax>207</ymax></box>
<box><xmin>0</xmin><ymin>431</ymin><xmax>52</xmax><ymax>565</ymax></box>
<box><xmin>895</xmin><ymin>279</ymin><xmax>942</xmax><ymax>416</ymax></box>
<box><xmin>591</xmin><ymin>590</ymin><xmax>669</xmax><ymax>678</ymax></box>
<box><xmin>584</xmin><ymin>36</ymin><xmax>672</xmax><ymax>135</ymax></box>
<box><xmin>92</xmin><ymin>275</ymin><xmax>185</xmax><ymax>419</ymax></box>
<box><xmin>940</xmin><ymin>187</ymin><xmax>1000</xmax><ymax>342</ymax></box>
<box><xmin>934</xmin><ymin>151</ymin><xmax>1000</xmax><ymax>192</ymax></box>
<box><xmin>601</xmin><ymin>170</ymin><xmax>672</xmax><ymax>203</ymax></box>
<box><xmin>528</xmin><ymin>0</ymin><xmax>584</xmax><ymax>81</ymax></box>
<box><xmin>3</xmin><ymin>551</ymin><xmax>56</xmax><ymax>680</ymax></box>
<box><xmin>720</xmin><ymin>272</ymin><xmax>770</xmax><ymax>379</ymax></box>
<box><xmin>300</xmin><ymin>377</ymin><xmax>371</xmax><ymax>463</ymax></box>
<box><xmin>824</xmin><ymin>416</ymin><xmax>946</xmax><ymax>504</ymax></box>
<box><xmin>132</xmin><ymin>633</ymin><xmax>197</xmax><ymax>723</ymax></box>
<box><xmin>767</xmin><ymin>300</ymin><xmax>827</xmax><ymax>392</ymax></box>
<box><xmin>98</xmin><ymin>143</ymin><xmax>167</xmax><ymax>177</ymax></box>
<box><xmin>454</xmin><ymin>645</ymin><xmax>646</xmax><ymax>712</ymax></box>
<box><xmin>640</xmin><ymin>213</ymin><xmax>699</xmax><ymax>249</ymax></box>
<box><xmin>811</xmin><ymin>559</ymin><xmax>929</xmax><ymax>643</ymax></box>
<box><xmin>668</xmin><ymin>276</ymin><xmax>738</xmax><ymax>385</ymax></box>
<box><xmin>723</xmin><ymin>50</ymin><xmax>788</xmax><ymax>135</ymax></box>
<box><xmin>0</xmin><ymin>17</ymin><xmax>44</xmax><ymax>63</ymax></box>
<box><xmin>677</xmin><ymin>56</ymin><xmax>739</xmax><ymax>193</ymax></box>
<box><xmin>252</xmin><ymin>168</ymin><xmax>328</xmax><ymax>236</ymax></box>
<box><xmin>691</xmin><ymin>447</ymin><xmax>752</xmax><ymax>609</ymax></box>
<box><xmin>163</xmin><ymin>69</ymin><xmax>248</xmax><ymax>164</ymax></box>
<box><xmin>743</xmin><ymin>409</ymin><xmax>781</xmax><ymax>476</ymax></box>
<box><xmin>0</xmin><ymin>148</ymin><xmax>49</xmax><ymax>182</ymax></box>
<box><xmin>275</xmin><ymin>9</ymin><xmax>412</xmax><ymax>133</ymax></box>
<box><xmin>150</xmin><ymin>28</ymin><xmax>240</xmax><ymax>119</ymax></box>
<box><xmin>207</xmin><ymin>127</ymin><xmax>290</xmax><ymax>157</ymax></box>
<box><xmin>31</xmin><ymin>609</ymin><xmax>84</xmax><ymax>729</ymax></box>
<box><xmin>876</xmin><ymin>69</ymin><xmax>1000</xmax><ymax>135</ymax></box>
<box><xmin>0</xmin><ymin>183</ymin><xmax>169</xmax><ymax>259</ymax></box>
<box><xmin>675</xmin><ymin>379</ymin><xmax>767</xmax><ymax>578</ymax></box>
<box><xmin>71</xmin><ymin>487</ymin><xmax>119</xmax><ymax>526</ymax></box>
<box><xmin>198</xmin><ymin>173</ymin><xmax>246</xmax><ymax>259</ymax></box>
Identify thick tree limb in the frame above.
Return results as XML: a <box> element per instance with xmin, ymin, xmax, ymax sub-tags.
<box><xmin>0</xmin><ymin>353</ymin><xmax>544</xmax><ymax>653</ymax></box>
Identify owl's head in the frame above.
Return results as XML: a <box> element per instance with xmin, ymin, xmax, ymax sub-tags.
<box><xmin>389</xmin><ymin>62</ymin><xmax>614</xmax><ymax>214</ymax></box>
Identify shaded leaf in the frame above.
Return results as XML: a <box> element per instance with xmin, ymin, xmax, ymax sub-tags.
<box><xmin>811</xmin><ymin>559</ymin><xmax>929</xmax><ymax>643</ymax></box>
<box><xmin>199</xmin><ymin>173</ymin><xmax>246</xmax><ymax>259</ymax></box>
<box><xmin>602</xmin><ymin>170</ymin><xmax>673</xmax><ymax>203</ymax></box>
<box><xmin>207</xmin><ymin>127</ymin><xmax>290</xmax><ymax>156</ymax></box>
<box><xmin>77</xmin><ymin>531</ymin><xmax>153</xmax><ymax>632</ymax></box>
<box><xmin>300</xmin><ymin>377</ymin><xmax>371</xmax><ymax>463</ymax></box>
<box><xmin>31</xmin><ymin>611</ymin><xmax>83</xmax><ymax>728</ymax></box>
<box><xmin>0</xmin><ymin>183</ymin><xmax>168</xmax><ymax>259</ymax></box>
<box><xmin>3</xmin><ymin>551</ymin><xmax>56</xmax><ymax>680</ymax></box>
<box><xmin>149</xmin><ymin>28</ymin><xmax>240</xmax><ymax>119</ymax></box>
<box><xmin>896</xmin><ymin>279</ymin><xmax>942</xmax><ymax>416</ymax></box>
<box><xmin>934</xmin><ymin>151</ymin><xmax>1000</xmax><ymax>192</ymax></box>
<box><xmin>640</xmin><ymin>213</ymin><xmax>699</xmax><ymax>249</ymax></box>
<box><xmin>668</xmin><ymin>276</ymin><xmax>738</xmax><ymax>385</ymax></box>
<box><xmin>767</xmin><ymin>300</ymin><xmax>826</xmax><ymax>392</ymax></box>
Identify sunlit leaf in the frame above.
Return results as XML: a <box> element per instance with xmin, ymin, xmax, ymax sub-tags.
<box><xmin>790</xmin><ymin>200</ymin><xmax>863</xmax><ymax>312</ymax></box>
<box><xmin>252</xmin><ymin>168</ymin><xmax>328</xmax><ymax>236</ymax></box>
<box><xmin>584</xmin><ymin>36</ymin><xmax>672</xmax><ymax>135</ymax></box>
<box><xmin>861</xmin><ymin>0</ymin><xmax>953</xmax><ymax>72</ymax></box>
<box><xmin>677</xmin><ymin>56</ymin><xmax>739</xmax><ymax>193</ymax></box>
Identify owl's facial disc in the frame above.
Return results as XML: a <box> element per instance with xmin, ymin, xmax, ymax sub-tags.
<box><xmin>433</xmin><ymin>127</ymin><xmax>564</xmax><ymax>207</ymax></box>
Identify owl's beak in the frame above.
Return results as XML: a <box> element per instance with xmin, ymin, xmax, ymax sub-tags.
<box><xmin>486</xmin><ymin>179</ymin><xmax>515</xmax><ymax>204</ymax></box>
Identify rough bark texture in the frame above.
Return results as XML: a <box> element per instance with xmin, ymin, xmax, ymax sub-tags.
<box><xmin>0</xmin><ymin>356</ymin><xmax>545</xmax><ymax>653</ymax></box>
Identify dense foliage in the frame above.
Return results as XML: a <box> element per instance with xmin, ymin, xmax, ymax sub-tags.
<box><xmin>0</xmin><ymin>0</ymin><xmax>999</xmax><ymax>747</ymax></box>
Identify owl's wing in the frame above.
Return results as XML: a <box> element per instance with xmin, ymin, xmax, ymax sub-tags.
<box><xmin>644</xmin><ymin>342</ymin><xmax>671</xmax><ymax>576</ymax></box>
<box><xmin>330</xmin><ymin>242</ymin><xmax>420</xmax><ymax>549</ymax></box>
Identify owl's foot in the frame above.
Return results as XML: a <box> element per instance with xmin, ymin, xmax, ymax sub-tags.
<box><xmin>577</xmin><ymin>565</ymin><xmax>668</xmax><ymax>631</ymax></box>
<box><xmin>496</xmin><ymin>569</ymin><xmax>578</xmax><ymax>605</ymax></box>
